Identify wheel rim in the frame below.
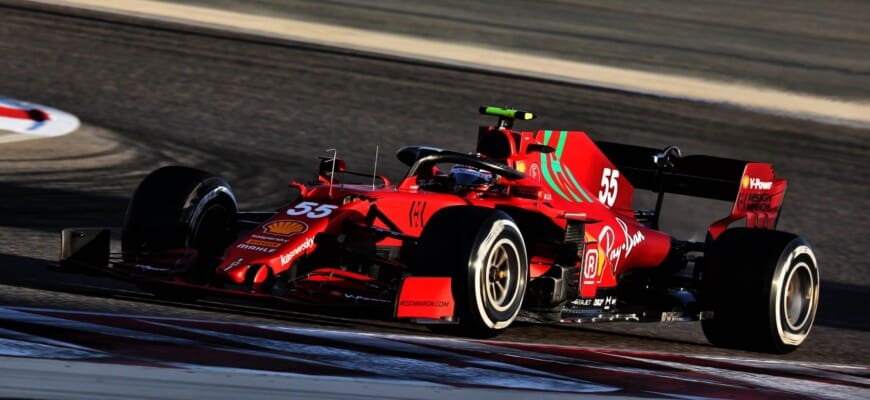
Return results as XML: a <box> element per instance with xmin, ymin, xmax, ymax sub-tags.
<box><xmin>783</xmin><ymin>262</ymin><xmax>814</xmax><ymax>330</ymax></box>
<box><xmin>483</xmin><ymin>238</ymin><xmax>521</xmax><ymax>313</ymax></box>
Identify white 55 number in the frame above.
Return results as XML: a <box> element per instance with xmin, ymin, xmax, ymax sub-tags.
<box><xmin>286</xmin><ymin>201</ymin><xmax>338</xmax><ymax>218</ymax></box>
<box><xmin>598</xmin><ymin>167</ymin><xmax>619</xmax><ymax>207</ymax></box>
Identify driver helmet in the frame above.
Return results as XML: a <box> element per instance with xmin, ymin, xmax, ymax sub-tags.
<box><xmin>449</xmin><ymin>165</ymin><xmax>493</xmax><ymax>191</ymax></box>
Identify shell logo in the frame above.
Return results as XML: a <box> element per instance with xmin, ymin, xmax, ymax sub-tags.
<box><xmin>741</xmin><ymin>175</ymin><xmax>750</xmax><ymax>189</ymax></box>
<box><xmin>263</xmin><ymin>220</ymin><xmax>308</xmax><ymax>236</ymax></box>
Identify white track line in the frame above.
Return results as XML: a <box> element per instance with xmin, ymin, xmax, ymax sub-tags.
<box><xmin>34</xmin><ymin>0</ymin><xmax>870</xmax><ymax>128</ymax></box>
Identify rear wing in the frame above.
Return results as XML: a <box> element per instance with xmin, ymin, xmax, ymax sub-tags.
<box><xmin>596</xmin><ymin>141</ymin><xmax>787</xmax><ymax>239</ymax></box>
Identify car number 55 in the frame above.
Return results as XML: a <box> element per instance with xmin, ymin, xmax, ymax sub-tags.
<box><xmin>598</xmin><ymin>168</ymin><xmax>619</xmax><ymax>207</ymax></box>
<box><xmin>286</xmin><ymin>201</ymin><xmax>338</xmax><ymax>218</ymax></box>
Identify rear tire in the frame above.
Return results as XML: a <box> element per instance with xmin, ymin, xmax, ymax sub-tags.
<box><xmin>415</xmin><ymin>207</ymin><xmax>528</xmax><ymax>337</ymax></box>
<box><xmin>701</xmin><ymin>228</ymin><xmax>819</xmax><ymax>354</ymax></box>
<box><xmin>122</xmin><ymin>166</ymin><xmax>238</xmax><ymax>291</ymax></box>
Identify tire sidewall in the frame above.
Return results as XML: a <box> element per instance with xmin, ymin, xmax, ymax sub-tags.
<box><xmin>769</xmin><ymin>239</ymin><xmax>819</xmax><ymax>348</ymax></box>
<box><xmin>183</xmin><ymin>178</ymin><xmax>237</xmax><ymax>249</ymax></box>
<box><xmin>122</xmin><ymin>166</ymin><xmax>237</xmax><ymax>261</ymax></box>
<box><xmin>466</xmin><ymin>214</ymin><xmax>528</xmax><ymax>330</ymax></box>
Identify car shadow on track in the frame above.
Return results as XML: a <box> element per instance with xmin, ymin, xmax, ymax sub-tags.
<box><xmin>0</xmin><ymin>251</ymin><xmax>867</xmax><ymax>335</ymax></box>
<box><xmin>0</xmin><ymin>252</ymin><xmax>430</xmax><ymax>336</ymax></box>
<box><xmin>817</xmin><ymin>281</ymin><xmax>870</xmax><ymax>331</ymax></box>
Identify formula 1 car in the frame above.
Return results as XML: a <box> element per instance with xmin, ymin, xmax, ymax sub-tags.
<box><xmin>60</xmin><ymin>106</ymin><xmax>819</xmax><ymax>354</ymax></box>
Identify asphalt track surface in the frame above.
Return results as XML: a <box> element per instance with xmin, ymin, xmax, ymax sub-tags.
<box><xmin>0</xmin><ymin>0</ymin><xmax>867</xmax><ymax>368</ymax></box>
<box><xmin>174</xmin><ymin>0</ymin><xmax>870</xmax><ymax>101</ymax></box>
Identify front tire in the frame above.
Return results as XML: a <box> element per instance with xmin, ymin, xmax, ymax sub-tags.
<box><xmin>415</xmin><ymin>207</ymin><xmax>528</xmax><ymax>337</ymax></box>
<box><xmin>701</xmin><ymin>228</ymin><xmax>819</xmax><ymax>354</ymax></box>
<box><xmin>122</xmin><ymin>166</ymin><xmax>238</xmax><ymax>287</ymax></box>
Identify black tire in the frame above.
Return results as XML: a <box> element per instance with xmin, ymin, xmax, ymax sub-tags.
<box><xmin>122</xmin><ymin>166</ymin><xmax>238</xmax><ymax>287</ymax></box>
<box><xmin>415</xmin><ymin>206</ymin><xmax>528</xmax><ymax>337</ymax></box>
<box><xmin>700</xmin><ymin>228</ymin><xmax>819</xmax><ymax>354</ymax></box>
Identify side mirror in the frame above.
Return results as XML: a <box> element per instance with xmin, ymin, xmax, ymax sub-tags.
<box><xmin>319</xmin><ymin>158</ymin><xmax>347</xmax><ymax>175</ymax></box>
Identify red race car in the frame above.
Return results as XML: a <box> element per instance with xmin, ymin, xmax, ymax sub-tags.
<box><xmin>61</xmin><ymin>106</ymin><xmax>819</xmax><ymax>354</ymax></box>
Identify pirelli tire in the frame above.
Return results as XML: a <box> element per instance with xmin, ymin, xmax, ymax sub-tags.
<box><xmin>122</xmin><ymin>166</ymin><xmax>238</xmax><ymax>287</ymax></box>
<box><xmin>701</xmin><ymin>228</ymin><xmax>819</xmax><ymax>354</ymax></box>
<box><xmin>416</xmin><ymin>206</ymin><xmax>529</xmax><ymax>337</ymax></box>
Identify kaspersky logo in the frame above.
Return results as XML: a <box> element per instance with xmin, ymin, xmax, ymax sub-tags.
<box><xmin>742</xmin><ymin>176</ymin><xmax>772</xmax><ymax>190</ymax></box>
